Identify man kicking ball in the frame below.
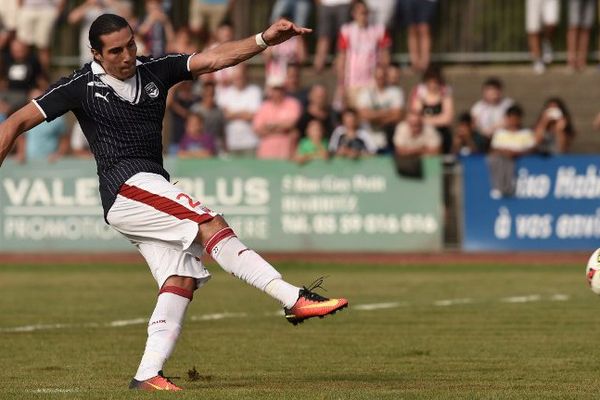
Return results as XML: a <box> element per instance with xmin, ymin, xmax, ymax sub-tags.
<box><xmin>0</xmin><ymin>13</ymin><xmax>348</xmax><ymax>391</ymax></box>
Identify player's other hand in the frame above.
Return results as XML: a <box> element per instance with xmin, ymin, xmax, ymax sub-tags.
<box><xmin>262</xmin><ymin>19</ymin><xmax>312</xmax><ymax>47</ymax></box>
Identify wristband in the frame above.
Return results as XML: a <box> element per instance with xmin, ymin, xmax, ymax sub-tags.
<box><xmin>255</xmin><ymin>32</ymin><xmax>269</xmax><ymax>49</ymax></box>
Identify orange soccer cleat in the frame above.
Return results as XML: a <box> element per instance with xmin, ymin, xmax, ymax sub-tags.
<box><xmin>129</xmin><ymin>371</ymin><xmax>183</xmax><ymax>391</ymax></box>
<box><xmin>284</xmin><ymin>278</ymin><xmax>348</xmax><ymax>325</ymax></box>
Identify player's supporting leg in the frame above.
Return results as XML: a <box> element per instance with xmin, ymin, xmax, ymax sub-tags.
<box><xmin>130</xmin><ymin>277</ymin><xmax>195</xmax><ymax>391</ymax></box>
<box><xmin>196</xmin><ymin>216</ymin><xmax>348</xmax><ymax>324</ymax></box>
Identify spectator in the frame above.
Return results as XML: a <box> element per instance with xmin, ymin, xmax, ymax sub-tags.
<box><xmin>167</xmin><ymin>81</ymin><xmax>201</xmax><ymax>155</ymax></box>
<box><xmin>283</xmin><ymin>63</ymin><xmax>309</xmax><ymax>107</ymax></box>
<box><xmin>0</xmin><ymin>38</ymin><xmax>47</xmax><ymax>109</ymax></box>
<box><xmin>118</xmin><ymin>0</ymin><xmax>146</xmax><ymax>54</ymax></box>
<box><xmin>270</xmin><ymin>0</ymin><xmax>312</xmax><ymax>27</ymax></box>
<box><xmin>393</xmin><ymin>111</ymin><xmax>441</xmax><ymax>156</ymax></box>
<box><xmin>253</xmin><ymin>75</ymin><xmax>302</xmax><ymax>160</ymax></box>
<box><xmin>68</xmin><ymin>0</ymin><xmax>122</xmax><ymax>67</ymax></box>
<box><xmin>294</xmin><ymin>119</ymin><xmax>330</xmax><ymax>164</ymax></box>
<box><xmin>16</xmin><ymin>88</ymin><xmax>70</xmax><ymax>163</ymax></box>
<box><xmin>386</xmin><ymin>62</ymin><xmax>402</xmax><ymax>87</ymax></box>
<box><xmin>70</xmin><ymin>121</ymin><xmax>93</xmax><ymax>159</ymax></box>
<box><xmin>487</xmin><ymin>105</ymin><xmax>535</xmax><ymax>198</ymax></box>
<box><xmin>470</xmin><ymin>77</ymin><xmax>514</xmax><ymax>139</ymax></box>
<box><xmin>365</xmin><ymin>0</ymin><xmax>397</xmax><ymax>27</ymax></box>
<box><xmin>16</xmin><ymin>0</ymin><xmax>66</xmax><ymax>72</ymax></box>
<box><xmin>567</xmin><ymin>0</ymin><xmax>595</xmax><ymax>71</ymax></box>
<box><xmin>298</xmin><ymin>83</ymin><xmax>337</xmax><ymax>138</ymax></box>
<box><xmin>398</xmin><ymin>0</ymin><xmax>438</xmax><ymax>72</ymax></box>
<box><xmin>0</xmin><ymin>0</ymin><xmax>18</xmax><ymax>48</ymax></box>
<box><xmin>533</xmin><ymin>98</ymin><xmax>575</xmax><ymax>154</ymax></box>
<box><xmin>526</xmin><ymin>0</ymin><xmax>559</xmax><ymax>74</ymax></box>
<box><xmin>329</xmin><ymin>108</ymin><xmax>377</xmax><ymax>157</ymax></box>
<box><xmin>409</xmin><ymin>65</ymin><xmax>454</xmax><ymax>154</ymax></box>
<box><xmin>191</xmin><ymin>81</ymin><xmax>226</xmax><ymax>153</ymax></box>
<box><xmin>356</xmin><ymin>64</ymin><xmax>404</xmax><ymax>153</ymax></box>
<box><xmin>313</xmin><ymin>0</ymin><xmax>352</xmax><ymax>72</ymax></box>
<box><xmin>336</xmin><ymin>0</ymin><xmax>391</xmax><ymax>108</ymax></box>
<box><xmin>264</xmin><ymin>34</ymin><xmax>306</xmax><ymax>83</ymax></box>
<box><xmin>452</xmin><ymin>112</ymin><xmax>488</xmax><ymax>156</ymax></box>
<box><xmin>138</xmin><ymin>0</ymin><xmax>175</xmax><ymax>58</ymax></box>
<box><xmin>188</xmin><ymin>0</ymin><xmax>233</xmax><ymax>42</ymax></box>
<box><xmin>168</xmin><ymin>26</ymin><xmax>198</xmax><ymax>54</ymax></box>
<box><xmin>204</xmin><ymin>21</ymin><xmax>236</xmax><ymax>88</ymax></box>
<box><xmin>178</xmin><ymin>113</ymin><xmax>217</xmax><ymax>159</ymax></box>
<box><xmin>216</xmin><ymin>63</ymin><xmax>262</xmax><ymax>156</ymax></box>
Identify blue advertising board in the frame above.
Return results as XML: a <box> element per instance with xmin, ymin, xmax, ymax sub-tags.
<box><xmin>462</xmin><ymin>155</ymin><xmax>600</xmax><ymax>251</ymax></box>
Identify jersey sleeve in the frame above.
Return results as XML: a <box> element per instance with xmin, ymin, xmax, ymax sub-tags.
<box><xmin>145</xmin><ymin>53</ymin><xmax>194</xmax><ymax>89</ymax></box>
<box><xmin>34</xmin><ymin>72</ymin><xmax>86</xmax><ymax>122</ymax></box>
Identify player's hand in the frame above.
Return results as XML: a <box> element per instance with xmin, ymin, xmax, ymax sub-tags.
<box><xmin>261</xmin><ymin>19</ymin><xmax>312</xmax><ymax>47</ymax></box>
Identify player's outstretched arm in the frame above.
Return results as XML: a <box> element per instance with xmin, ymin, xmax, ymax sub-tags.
<box><xmin>0</xmin><ymin>102</ymin><xmax>45</xmax><ymax>167</ymax></box>
<box><xmin>188</xmin><ymin>19</ymin><xmax>311</xmax><ymax>79</ymax></box>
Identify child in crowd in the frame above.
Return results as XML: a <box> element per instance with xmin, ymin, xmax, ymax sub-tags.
<box><xmin>329</xmin><ymin>108</ymin><xmax>374</xmax><ymax>159</ymax></box>
<box><xmin>452</xmin><ymin>112</ymin><xmax>489</xmax><ymax>156</ymax></box>
<box><xmin>178</xmin><ymin>112</ymin><xmax>217</xmax><ymax>159</ymax></box>
<box><xmin>294</xmin><ymin>119</ymin><xmax>329</xmax><ymax>164</ymax></box>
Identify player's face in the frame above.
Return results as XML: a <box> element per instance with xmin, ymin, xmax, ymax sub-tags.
<box><xmin>95</xmin><ymin>27</ymin><xmax>137</xmax><ymax>80</ymax></box>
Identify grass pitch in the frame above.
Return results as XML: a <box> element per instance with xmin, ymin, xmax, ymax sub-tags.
<box><xmin>0</xmin><ymin>260</ymin><xmax>599</xmax><ymax>399</ymax></box>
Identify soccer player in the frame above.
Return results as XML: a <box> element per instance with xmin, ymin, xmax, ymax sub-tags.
<box><xmin>0</xmin><ymin>14</ymin><xmax>348</xmax><ymax>391</ymax></box>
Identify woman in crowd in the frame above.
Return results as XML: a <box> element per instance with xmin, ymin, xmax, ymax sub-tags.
<box><xmin>533</xmin><ymin>97</ymin><xmax>575</xmax><ymax>154</ymax></box>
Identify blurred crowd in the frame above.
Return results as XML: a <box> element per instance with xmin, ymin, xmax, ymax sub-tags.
<box><xmin>0</xmin><ymin>0</ymin><xmax>598</xmax><ymax>178</ymax></box>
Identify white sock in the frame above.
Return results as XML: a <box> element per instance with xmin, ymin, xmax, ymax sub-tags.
<box><xmin>134</xmin><ymin>291</ymin><xmax>190</xmax><ymax>381</ymax></box>
<box><xmin>210</xmin><ymin>235</ymin><xmax>300</xmax><ymax>308</ymax></box>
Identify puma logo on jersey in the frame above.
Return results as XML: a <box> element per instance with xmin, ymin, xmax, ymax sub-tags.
<box><xmin>87</xmin><ymin>81</ymin><xmax>108</xmax><ymax>88</ymax></box>
<box><xmin>94</xmin><ymin>92</ymin><xmax>110</xmax><ymax>103</ymax></box>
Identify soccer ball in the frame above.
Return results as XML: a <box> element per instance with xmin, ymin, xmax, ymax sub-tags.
<box><xmin>586</xmin><ymin>248</ymin><xmax>600</xmax><ymax>295</ymax></box>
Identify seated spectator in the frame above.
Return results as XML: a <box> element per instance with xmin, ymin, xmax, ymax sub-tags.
<box><xmin>138</xmin><ymin>0</ymin><xmax>175</xmax><ymax>58</ymax></box>
<box><xmin>398</xmin><ymin>0</ymin><xmax>438</xmax><ymax>72</ymax></box>
<box><xmin>487</xmin><ymin>105</ymin><xmax>535</xmax><ymax>198</ymax></box>
<box><xmin>526</xmin><ymin>0</ymin><xmax>559</xmax><ymax>74</ymax></box>
<box><xmin>336</xmin><ymin>0</ymin><xmax>391</xmax><ymax>108</ymax></box>
<box><xmin>329</xmin><ymin>108</ymin><xmax>376</xmax><ymax>158</ymax></box>
<box><xmin>283</xmin><ymin>63</ymin><xmax>309</xmax><ymax>107</ymax></box>
<box><xmin>217</xmin><ymin>63</ymin><xmax>262</xmax><ymax>156</ymax></box>
<box><xmin>393</xmin><ymin>111</ymin><xmax>441</xmax><ymax>157</ymax></box>
<box><xmin>168</xmin><ymin>26</ymin><xmax>198</xmax><ymax>54</ymax></box>
<box><xmin>0</xmin><ymin>38</ymin><xmax>47</xmax><ymax>109</ymax></box>
<box><xmin>167</xmin><ymin>81</ymin><xmax>201</xmax><ymax>155</ymax></box>
<box><xmin>178</xmin><ymin>113</ymin><xmax>217</xmax><ymax>159</ymax></box>
<box><xmin>314</xmin><ymin>0</ymin><xmax>352</xmax><ymax>72</ymax></box>
<box><xmin>533</xmin><ymin>98</ymin><xmax>575</xmax><ymax>154</ymax></box>
<box><xmin>16</xmin><ymin>0</ymin><xmax>65</xmax><ymax>72</ymax></box>
<box><xmin>68</xmin><ymin>0</ymin><xmax>121</xmax><ymax>66</ymax></box>
<box><xmin>452</xmin><ymin>112</ymin><xmax>489</xmax><ymax>156</ymax></box>
<box><xmin>253</xmin><ymin>75</ymin><xmax>302</xmax><ymax>160</ymax></box>
<box><xmin>297</xmin><ymin>83</ymin><xmax>337</xmax><ymax>138</ymax></box>
<box><xmin>294</xmin><ymin>119</ymin><xmax>330</xmax><ymax>164</ymax></box>
<box><xmin>70</xmin><ymin>121</ymin><xmax>93</xmax><ymax>159</ymax></box>
<box><xmin>409</xmin><ymin>65</ymin><xmax>454</xmax><ymax>154</ymax></box>
<box><xmin>386</xmin><ymin>62</ymin><xmax>401</xmax><ymax>87</ymax></box>
<box><xmin>191</xmin><ymin>81</ymin><xmax>226</xmax><ymax>153</ymax></box>
<box><xmin>356</xmin><ymin>64</ymin><xmax>404</xmax><ymax>153</ymax></box>
<box><xmin>16</xmin><ymin>88</ymin><xmax>70</xmax><ymax>163</ymax></box>
<box><xmin>470</xmin><ymin>77</ymin><xmax>514</xmax><ymax>139</ymax></box>
<box><xmin>188</xmin><ymin>0</ymin><xmax>233</xmax><ymax>43</ymax></box>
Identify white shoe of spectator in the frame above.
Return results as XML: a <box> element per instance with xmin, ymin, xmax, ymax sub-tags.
<box><xmin>533</xmin><ymin>60</ymin><xmax>545</xmax><ymax>75</ymax></box>
<box><xmin>542</xmin><ymin>40</ymin><xmax>553</xmax><ymax>64</ymax></box>
<box><xmin>490</xmin><ymin>189</ymin><xmax>502</xmax><ymax>200</ymax></box>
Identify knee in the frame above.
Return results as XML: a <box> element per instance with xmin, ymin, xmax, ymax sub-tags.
<box><xmin>162</xmin><ymin>276</ymin><xmax>197</xmax><ymax>293</ymax></box>
<box><xmin>194</xmin><ymin>216</ymin><xmax>230</xmax><ymax>244</ymax></box>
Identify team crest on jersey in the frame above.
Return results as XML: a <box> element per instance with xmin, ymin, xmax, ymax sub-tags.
<box><xmin>145</xmin><ymin>82</ymin><xmax>159</xmax><ymax>98</ymax></box>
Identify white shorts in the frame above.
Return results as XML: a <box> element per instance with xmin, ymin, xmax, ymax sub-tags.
<box><xmin>526</xmin><ymin>0</ymin><xmax>560</xmax><ymax>33</ymax></box>
<box><xmin>16</xmin><ymin>6</ymin><xmax>59</xmax><ymax>48</ymax></box>
<box><xmin>107</xmin><ymin>173</ymin><xmax>219</xmax><ymax>289</ymax></box>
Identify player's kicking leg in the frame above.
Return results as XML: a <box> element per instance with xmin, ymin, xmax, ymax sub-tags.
<box><xmin>197</xmin><ymin>216</ymin><xmax>349</xmax><ymax>325</ymax></box>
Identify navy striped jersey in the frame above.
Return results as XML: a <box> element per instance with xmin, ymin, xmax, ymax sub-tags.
<box><xmin>33</xmin><ymin>54</ymin><xmax>193</xmax><ymax>220</ymax></box>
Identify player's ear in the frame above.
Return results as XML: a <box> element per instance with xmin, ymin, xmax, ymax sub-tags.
<box><xmin>91</xmin><ymin>48</ymin><xmax>102</xmax><ymax>63</ymax></box>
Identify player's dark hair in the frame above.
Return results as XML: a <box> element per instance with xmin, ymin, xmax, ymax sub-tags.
<box><xmin>89</xmin><ymin>14</ymin><xmax>131</xmax><ymax>53</ymax></box>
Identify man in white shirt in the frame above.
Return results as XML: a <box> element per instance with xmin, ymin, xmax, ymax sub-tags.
<box><xmin>216</xmin><ymin>63</ymin><xmax>262</xmax><ymax>156</ymax></box>
<box><xmin>470</xmin><ymin>77</ymin><xmax>513</xmax><ymax>139</ymax></box>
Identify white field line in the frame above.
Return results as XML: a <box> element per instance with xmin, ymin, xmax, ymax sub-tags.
<box><xmin>0</xmin><ymin>294</ymin><xmax>572</xmax><ymax>333</ymax></box>
<box><xmin>501</xmin><ymin>295</ymin><xmax>541</xmax><ymax>303</ymax></box>
<box><xmin>434</xmin><ymin>298</ymin><xmax>473</xmax><ymax>307</ymax></box>
<box><xmin>27</xmin><ymin>389</ymin><xmax>80</xmax><ymax>393</ymax></box>
<box><xmin>354</xmin><ymin>302</ymin><xmax>404</xmax><ymax>311</ymax></box>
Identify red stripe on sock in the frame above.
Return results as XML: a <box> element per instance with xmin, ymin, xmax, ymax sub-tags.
<box><xmin>119</xmin><ymin>184</ymin><xmax>213</xmax><ymax>225</ymax></box>
<box><xmin>159</xmin><ymin>285</ymin><xmax>194</xmax><ymax>300</ymax></box>
<box><xmin>205</xmin><ymin>227</ymin><xmax>236</xmax><ymax>254</ymax></box>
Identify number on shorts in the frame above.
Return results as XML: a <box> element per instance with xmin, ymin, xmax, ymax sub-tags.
<box><xmin>176</xmin><ymin>193</ymin><xmax>201</xmax><ymax>208</ymax></box>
